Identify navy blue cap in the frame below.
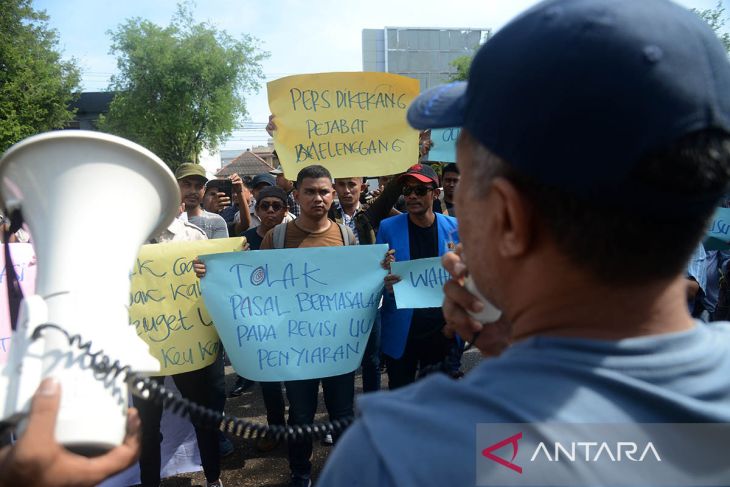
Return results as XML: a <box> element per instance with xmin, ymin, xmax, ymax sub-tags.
<box><xmin>407</xmin><ymin>0</ymin><xmax>730</xmax><ymax>214</ymax></box>
<box><xmin>252</xmin><ymin>173</ymin><xmax>276</xmax><ymax>188</ymax></box>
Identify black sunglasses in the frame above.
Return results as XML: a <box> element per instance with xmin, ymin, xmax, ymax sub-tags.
<box><xmin>402</xmin><ymin>185</ymin><xmax>433</xmax><ymax>197</ymax></box>
<box><xmin>258</xmin><ymin>201</ymin><xmax>284</xmax><ymax>211</ymax></box>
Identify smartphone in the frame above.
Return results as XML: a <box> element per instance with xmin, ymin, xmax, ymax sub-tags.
<box><xmin>208</xmin><ymin>179</ymin><xmax>232</xmax><ymax>200</ymax></box>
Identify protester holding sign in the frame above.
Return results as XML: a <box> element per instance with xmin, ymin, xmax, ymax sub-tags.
<box><xmin>267</xmin><ymin>72</ymin><xmax>419</xmax><ymax>179</ymax></box>
<box><xmin>319</xmin><ymin>0</ymin><xmax>730</xmax><ymax>485</ymax></box>
<box><xmin>377</xmin><ymin>164</ymin><xmax>459</xmax><ymax>389</ymax></box>
<box><xmin>133</xmin><ymin>210</ymin><xmax>225</xmax><ymax>487</ymax></box>
<box><xmin>260</xmin><ymin>165</ymin><xmax>356</xmax><ymax>487</ymax></box>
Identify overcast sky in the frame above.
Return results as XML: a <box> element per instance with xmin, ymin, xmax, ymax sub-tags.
<box><xmin>34</xmin><ymin>0</ymin><xmax>726</xmax><ymax>151</ymax></box>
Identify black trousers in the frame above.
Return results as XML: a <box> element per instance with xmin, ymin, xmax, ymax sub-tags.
<box><xmin>284</xmin><ymin>372</ymin><xmax>354</xmax><ymax>478</ymax></box>
<box><xmin>132</xmin><ymin>354</ymin><xmax>225</xmax><ymax>486</ymax></box>
<box><xmin>260</xmin><ymin>381</ymin><xmax>286</xmax><ymax>425</ymax></box>
<box><xmin>386</xmin><ymin>330</ymin><xmax>453</xmax><ymax>390</ymax></box>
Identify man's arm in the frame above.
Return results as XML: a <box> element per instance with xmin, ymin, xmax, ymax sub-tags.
<box><xmin>231</xmin><ymin>174</ymin><xmax>251</xmax><ymax>234</ymax></box>
<box><xmin>365</xmin><ymin>176</ymin><xmax>403</xmax><ymax>229</ymax></box>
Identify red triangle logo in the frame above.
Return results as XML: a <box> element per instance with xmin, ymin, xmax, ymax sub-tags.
<box><xmin>481</xmin><ymin>432</ymin><xmax>523</xmax><ymax>474</ymax></box>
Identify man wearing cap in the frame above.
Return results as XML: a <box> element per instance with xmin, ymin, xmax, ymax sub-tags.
<box><xmin>175</xmin><ymin>163</ymin><xmax>229</xmax><ymax>240</ymax></box>
<box><xmin>376</xmin><ymin>163</ymin><xmax>459</xmax><ymax>389</ymax></box>
<box><xmin>319</xmin><ymin>0</ymin><xmax>730</xmax><ymax>485</ymax></box>
<box><xmin>243</xmin><ymin>173</ymin><xmax>276</xmax><ymax>230</ymax></box>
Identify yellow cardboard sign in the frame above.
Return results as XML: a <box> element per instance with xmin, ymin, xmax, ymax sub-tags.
<box><xmin>267</xmin><ymin>72</ymin><xmax>420</xmax><ymax>179</ymax></box>
<box><xmin>129</xmin><ymin>237</ymin><xmax>245</xmax><ymax>375</ymax></box>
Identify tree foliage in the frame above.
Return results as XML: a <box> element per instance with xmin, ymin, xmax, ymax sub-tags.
<box><xmin>0</xmin><ymin>0</ymin><xmax>80</xmax><ymax>153</ymax></box>
<box><xmin>692</xmin><ymin>1</ymin><xmax>730</xmax><ymax>53</ymax></box>
<box><xmin>99</xmin><ymin>3</ymin><xmax>268</xmax><ymax>171</ymax></box>
<box><xmin>449</xmin><ymin>55</ymin><xmax>472</xmax><ymax>82</ymax></box>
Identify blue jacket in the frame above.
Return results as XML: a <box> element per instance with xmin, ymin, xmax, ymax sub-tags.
<box><xmin>376</xmin><ymin>213</ymin><xmax>459</xmax><ymax>359</ymax></box>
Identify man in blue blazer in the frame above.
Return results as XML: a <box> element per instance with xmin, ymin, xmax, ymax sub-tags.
<box><xmin>377</xmin><ymin>163</ymin><xmax>459</xmax><ymax>389</ymax></box>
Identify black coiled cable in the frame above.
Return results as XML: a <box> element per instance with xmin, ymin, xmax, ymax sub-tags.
<box><xmin>31</xmin><ymin>323</ymin><xmax>354</xmax><ymax>441</ymax></box>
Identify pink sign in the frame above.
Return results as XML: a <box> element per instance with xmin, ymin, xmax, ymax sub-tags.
<box><xmin>0</xmin><ymin>243</ymin><xmax>37</xmax><ymax>364</ymax></box>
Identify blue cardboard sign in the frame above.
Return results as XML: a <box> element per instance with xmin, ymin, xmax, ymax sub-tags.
<box><xmin>705</xmin><ymin>207</ymin><xmax>730</xmax><ymax>250</ymax></box>
<box><xmin>199</xmin><ymin>245</ymin><xmax>388</xmax><ymax>381</ymax></box>
<box><xmin>426</xmin><ymin>127</ymin><xmax>460</xmax><ymax>163</ymax></box>
<box><xmin>391</xmin><ymin>257</ymin><xmax>449</xmax><ymax>309</ymax></box>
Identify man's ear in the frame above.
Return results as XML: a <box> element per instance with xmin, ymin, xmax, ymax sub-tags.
<box><xmin>433</xmin><ymin>187</ymin><xmax>441</xmax><ymax>199</ymax></box>
<box><xmin>489</xmin><ymin>177</ymin><xmax>534</xmax><ymax>258</ymax></box>
<box><xmin>360</xmin><ymin>183</ymin><xmax>368</xmax><ymax>194</ymax></box>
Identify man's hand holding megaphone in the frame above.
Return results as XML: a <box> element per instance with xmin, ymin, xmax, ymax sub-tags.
<box><xmin>0</xmin><ymin>379</ymin><xmax>141</xmax><ymax>487</ymax></box>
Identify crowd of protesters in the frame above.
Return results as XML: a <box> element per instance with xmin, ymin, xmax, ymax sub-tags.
<box><xmin>4</xmin><ymin>0</ymin><xmax>730</xmax><ymax>486</ymax></box>
<box><xmin>187</xmin><ymin>120</ymin><xmax>465</xmax><ymax>486</ymax></box>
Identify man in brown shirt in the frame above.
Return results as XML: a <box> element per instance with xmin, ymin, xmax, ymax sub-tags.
<box><xmin>259</xmin><ymin>165</ymin><xmax>354</xmax><ymax>487</ymax></box>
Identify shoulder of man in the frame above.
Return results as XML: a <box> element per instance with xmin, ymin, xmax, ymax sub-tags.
<box><xmin>375</xmin><ymin>213</ymin><xmax>405</xmax><ymax>244</ymax></box>
<box><xmin>153</xmin><ymin>218</ymin><xmax>207</xmax><ymax>243</ymax></box>
<box><xmin>182</xmin><ymin>220</ymin><xmax>208</xmax><ymax>239</ymax></box>
<box><xmin>260</xmin><ymin>226</ymin><xmax>275</xmax><ymax>250</ymax></box>
<box><xmin>329</xmin><ymin>204</ymin><xmax>343</xmax><ymax>223</ymax></box>
<box><xmin>380</xmin><ymin>213</ymin><xmax>408</xmax><ymax>230</ymax></box>
<box><xmin>204</xmin><ymin>210</ymin><xmax>227</xmax><ymax>223</ymax></box>
<box><xmin>242</xmin><ymin>226</ymin><xmax>258</xmax><ymax>239</ymax></box>
<box><xmin>268</xmin><ymin>221</ymin><xmax>294</xmax><ymax>249</ymax></box>
<box><xmin>435</xmin><ymin>212</ymin><xmax>458</xmax><ymax>226</ymax></box>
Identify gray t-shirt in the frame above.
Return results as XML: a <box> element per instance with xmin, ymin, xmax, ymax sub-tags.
<box><xmin>318</xmin><ymin>323</ymin><xmax>730</xmax><ymax>486</ymax></box>
<box><xmin>188</xmin><ymin>210</ymin><xmax>228</xmax><ymax>239</ymax></box>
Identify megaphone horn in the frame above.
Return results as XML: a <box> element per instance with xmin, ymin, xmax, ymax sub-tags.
<box><xmin>0</xmin><ymin>130</ymin><xmax>180</xmax><ymax>454</ymax></box>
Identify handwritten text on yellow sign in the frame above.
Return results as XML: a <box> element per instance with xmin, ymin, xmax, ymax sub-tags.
<box><xmin>129</xmin><ymin>237</ymin><xmax>245</xmax><ymax>375</ymax></box>
<box><xmin>267</xmin><ymin>72</ymin><xmax>420</xmax><ymax>179</ymax></box>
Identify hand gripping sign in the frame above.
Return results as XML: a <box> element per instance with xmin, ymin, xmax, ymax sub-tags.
<box><xmin>268</xmin><ymin>72</ymin><xmax>420</xmax><ymax>179</ymax></box>
<box><xmin>199</xmin><ymin>245</ymin><xmax>388</xmax><ymax>381</ymax></box>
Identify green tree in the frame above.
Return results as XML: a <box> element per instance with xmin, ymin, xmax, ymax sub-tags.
<box><xmin>0</xmin><ymin>0</ymin><xmax>80</xmax><ymax>153</ymax></box>
<box><xmin>99</xmin><ymin>3</ymin><xmax>268</xmax><ymax>171</ymax></box>
<box><xmin>692</xmin><ymin>1</ymin><xmax>730</xmax><ymax>53</ymax></box>
<box><xmin>449</xmin><ymin>55</ymin><xmax>473</xmax><ymax>82</ymax></box>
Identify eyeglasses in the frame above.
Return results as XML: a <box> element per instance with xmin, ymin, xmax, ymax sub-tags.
<box><xmin>258</xmin><ymin>201</ymin><xmax>284</xmax><ymax>211</ymax></box>
<box><xmin>402</xmin><ymin>185</ymin><xmax>433</xmax><ymax>197</ymax></box>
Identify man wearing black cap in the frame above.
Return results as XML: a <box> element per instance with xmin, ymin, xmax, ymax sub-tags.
<box><xmin>244</xmin><ymin>173</ymin><xmax>278</xmax><ymax>231</ymax></box>
<box><xmin>376</xmin><ymin>163</ymin><xmax>459</xmax><ymax>389</ymax></box>
<box><xmin>319</xmin><ymin>0</ymin><xmax>730</xmax><ymax>485</ymax></box>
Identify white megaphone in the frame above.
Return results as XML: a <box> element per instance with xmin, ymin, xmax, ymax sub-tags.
<box><xmin>0</xmin><ymin>130</ymin><xmax>180</xmax><ymax>454</ymax></box>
